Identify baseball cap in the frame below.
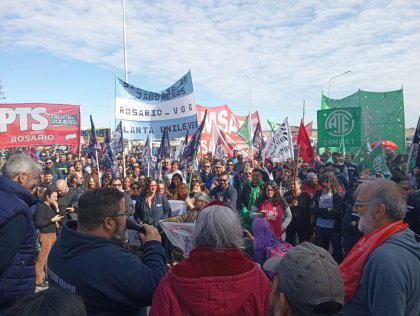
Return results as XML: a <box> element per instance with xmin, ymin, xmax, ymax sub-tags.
<box><xmin>263</xmin><ymin>242</ymin><xmax>344</xmax><ymax>315</ymax></box>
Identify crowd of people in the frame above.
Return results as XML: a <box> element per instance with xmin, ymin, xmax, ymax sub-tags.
<box><xmin>0</xmin><ymin>143</ymin><xmax>419</xmax><ymax>315</ymax></box>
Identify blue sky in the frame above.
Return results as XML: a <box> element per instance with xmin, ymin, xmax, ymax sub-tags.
<box><xmin>1</xmin><ymin>0</ymin><xmax>419</xmax><ymax>131</ymax></box>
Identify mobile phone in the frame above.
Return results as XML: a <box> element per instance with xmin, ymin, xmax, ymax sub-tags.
<box><xmin>243</xmin><ymin>231</ymin><xmax>248</xmax><ymax>238</ymax></box>
<box><xmin>376</xmin><ymin>173</ymin><xmax>381</xmax><ymax>178</ymax></box>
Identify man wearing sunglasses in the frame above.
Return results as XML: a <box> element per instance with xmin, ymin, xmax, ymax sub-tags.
<box><xmin>43</xmin><ymin>158</ymin><xmax>64</xmax><ymax>183</ymax></box>
<box><xmin>209</xmin><ymin>171</ymin><xmax>237</xmax><ymax>209</ymax></box>
<box><xmin>48</xmin><ymin>188</ymin><xmax>166</xmax><ymax>315</ymax></box>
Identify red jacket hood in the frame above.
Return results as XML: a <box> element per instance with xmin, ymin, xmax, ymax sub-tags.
<box><xmin>150</xmin><ymin>248</ymin><xmax>271</xmax><ymax>316</ymax></box>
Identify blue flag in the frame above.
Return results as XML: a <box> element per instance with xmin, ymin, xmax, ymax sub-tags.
<box><xmin>102</xmin><ymin>129</ymin><xmax>114</xmax><ymax>171</ymax></box>
<box><xmin>110</xmin><ymin>121</ymin><xmax>124</xmax><ymax>155</ymax></box>
<box><xmin>157</xmin><ymin>127</ymin><xmax>171</xmax><ymax>162</ymax></box>
<box><xmin>142</xmin><ymin>135</ymin><xmax>156</xmax><ymax>177</ymax></box>
<box><xmin>142</xmin><ymin>135</ymin><xmax>152</xmax><ymax>164</ymax></box>
<box><xmin>86</xmin><ymin>115</ymin><xmax>99</xmax><ymax>165</ymax></box>
<box><xmin>182</xmin><ymin>110</ymin><xmax>207</xmax><ymax>161</ymax></box>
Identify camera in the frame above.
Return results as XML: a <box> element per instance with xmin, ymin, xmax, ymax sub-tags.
<box><xmin>143</xmin><ymin>217</ymin><xmax>155</xmax><ymax>226</ymax></box>
<box><xmin>126</xmin><ymin>220</ymin><xmax>146</xmax><ymax>234</ymax></box>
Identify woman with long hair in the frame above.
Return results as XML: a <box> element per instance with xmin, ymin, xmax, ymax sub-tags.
<box><xmin>250</xmin><ymin>180</ymin><xmax>292</xmax><ymax>240</ymax></box>
<box><xmin>85</xmin><ymin>175</ymin><xmax>99</xmax><ymax>191</ymax></box>
<box><xmin>34</xmin><ymin>188</ymin><xmax>63</xmax><ymax>287</ymax></box>
<box><xmin>134</xmin><ymin>178</ymin><xmax>172</xmax><ymax>226</ymax></box>
<box><xmin>122</xmin><ymin>175</ymin><xmax>133</xmax><ymax>194</ymax></box>
<box><xmin>284</xmin><ymin>178</ymin><xmax>313</xmax><ymax>245</ymax></box>
<box><xmin>173</xmin><ymin>183</ymin><xmax>188</xmax><ymax>201</ymax></box>
<box><xmin>309</xmin><ymin>173</ymin><xmax>344</xmax><ymax>263</ymax></box>
<box><xmin>157</xmin><ymin>180</ymin><xmax>172</xmax><ymax>199</ymax></box>
<box><xmin>150</xmin><ymin>205</ymin><xmax>271</xmax><ymax>316</ymax></box>
<box><xmin>168</xmin><ymin>173</ymin><xmax>183</xmax><ymax>197</ymax></box>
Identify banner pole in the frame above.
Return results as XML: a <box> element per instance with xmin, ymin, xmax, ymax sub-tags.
<box><xmin>188</xmin><ymin>142</ymin><xmax>199</xmax><ymax>195</ymax></box>
<box><xmin>122</xmin><ymin>150</ymin><xmax>126</xmax><ymax>178</ymax></box>
<box><xmin>406</xmin><ymin>145</ymin><xmax>414</xmax><ymax>174</ymax></box>
<box><xmin>96</xmin><ymin>150</ymin><xmax>101</xmax><ymax>187</ymax></box>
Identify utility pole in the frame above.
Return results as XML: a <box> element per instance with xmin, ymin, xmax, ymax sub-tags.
<box><xmin>0</xmin><ymin>80</ymin><xmax>6</xmax><ymax>102</ymax></box>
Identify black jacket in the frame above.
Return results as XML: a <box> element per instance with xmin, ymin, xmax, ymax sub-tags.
<box><xmin>309</xmin><ymin>190</ymin><xmax>344</xmax><ymax>231</ymax></box>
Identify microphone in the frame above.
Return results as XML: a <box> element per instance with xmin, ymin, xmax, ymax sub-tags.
<box><xmin>126</xmin><ymin>220</ymin><xmax>146</xmax><ymax>234</ymax></box>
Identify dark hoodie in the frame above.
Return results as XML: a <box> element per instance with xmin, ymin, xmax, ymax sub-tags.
<box><xmin>343</xmin><ymin>228</ymin><xmax>420</xmax><ymax>316</ymax></box>
<box><xmin>48</xmin><ymin>221</ymin><xmax>166</xmax><ymax>316</ymax></box>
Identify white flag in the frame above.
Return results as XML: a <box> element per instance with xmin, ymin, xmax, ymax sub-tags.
<box><xmin>159</xmin><ymin>222</ymin><xmax>195</xmax><ymax>257</ymax></box>
<box><xmin>262</xmin><ymin>117</ymin><xmax>293</xmax><ymax>163</ymax></box>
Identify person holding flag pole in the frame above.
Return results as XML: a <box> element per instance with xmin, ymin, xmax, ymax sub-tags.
<box><xmin>181</xmin><ymin>110</ymin><xmax>207</xmax><ymax>194</ymax></box>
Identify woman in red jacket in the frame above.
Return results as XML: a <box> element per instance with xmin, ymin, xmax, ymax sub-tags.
<box><xmin>150</xmin><ymin>204</ymin><xmax>271</xmax><ymax>316</ymax></box>
<box><xmin>250</xmin><ymin>180</ymin><xmax>292</xmax><ymax>240</ymax></box>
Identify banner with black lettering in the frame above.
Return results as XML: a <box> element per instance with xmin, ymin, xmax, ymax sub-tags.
<box><xmin>0</xmin><ymin>103</ymin><xmax>81</xmax><ymax>148</ymax></box>
<box><xmin>116</xmin><ymin>71</ymin><xmax>197</xmax><ymax>139</ymax></box>
<box><xmin>262</xmin><ymin>117</ymin><xmax>293</xmax><ymax>163</ymax></box>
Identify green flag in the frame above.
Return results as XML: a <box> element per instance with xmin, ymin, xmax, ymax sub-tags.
<box><xmin>365</xmin><ymin>141</ymin><xmax>390</xmax><ymax>175</ymax></box>
<box><xmin>317</xmin><ymin>107</ymin><xmax>362</xmax><ymax>150</ymax></box>
<box><xmin>237</xmin><ymin>115</ymin><xmax>252</xmax><ymax>146</ymax></box>
<box><xmin>321</xmin><ymin>89</ymin><xmax>405</xmax><ymax>155</ymax></box>
<box><xmin>267</xmin><ymin>119</ymin><xmax>282</xmax><ymax>133</ymax></box>
<box><xmin>353</xmin><ymin>140</ymin><xmax>372</xmax><ymax>164</ymax></box>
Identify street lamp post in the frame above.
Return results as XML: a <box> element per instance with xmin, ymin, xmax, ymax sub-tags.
<box><xmin>327</xmin><ymin>70</ymin><xmax>351</xmax><ymax>97</ymax></box>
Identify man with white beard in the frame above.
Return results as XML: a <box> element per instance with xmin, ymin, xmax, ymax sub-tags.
<box><xmin>48</xmin><ymin>188</ymin><xmax>166</xmax><ymax>316</ymax></box>
<box><xmin>340</xmin><ymin>179</ymin><xmax>420</xmax><ymax>316</ymax></box>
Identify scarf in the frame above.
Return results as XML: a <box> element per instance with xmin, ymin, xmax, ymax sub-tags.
<box><xmin>339</xmin><ymin>220</ymin><xmax>408</xmax><ymax>303</ymax></box>
<box><xmin>246</xmin><ymin>180</ymin><xmax>265</xmax><ymax>211</ymax></box>
<box><xmin>240</xmin><ymin>180</ymin><xmax>265</xmax><ymax>231</ymax></box>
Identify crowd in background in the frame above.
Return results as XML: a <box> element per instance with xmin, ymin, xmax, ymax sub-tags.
<box><xmin>0</xmin><ymin>142</ymin><xmax>419</xmax><ymax>315</ymax></box>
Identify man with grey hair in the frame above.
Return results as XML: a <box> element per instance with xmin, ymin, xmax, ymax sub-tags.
<box><xmin>150</xmin><ymin>203</ymin><xmax>271</xmax><ymax>315</ymax></box>
<box><xmin>0</xmin><ymin>154</ymin><xmax>42</xmax><ymax>313</ymax></box>
<box><xmin>264</xmin><ymin>242</ymin><xmax>344</xmax><ymax>316</ymax></box>
<box><xmin>340</xmin><ymin>179</ymin><xmax>420</xmax><ymax>316</ymax></box>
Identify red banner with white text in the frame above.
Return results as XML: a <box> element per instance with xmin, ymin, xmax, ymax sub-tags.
<box><xmin>196</xmin><ymin>104</ymin><xmax>260</xmax><ymax>156</ymax></box>
<box><xmin>0</xmin><ymin>103</ymin><xmax>81</xmax><ymax>148</ymax></box>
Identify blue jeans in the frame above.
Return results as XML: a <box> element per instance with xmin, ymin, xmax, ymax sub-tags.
<box><xmin>315</xmin><ymin>226</ymin><xmax>343</xmax><ymax>263</ymax></box>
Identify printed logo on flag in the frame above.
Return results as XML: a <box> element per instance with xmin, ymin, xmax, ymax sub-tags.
<box><xmin>317</xmin><ymin>107</ymin><xmax>362</xmax><ymax>148</ymax></box>
<box><xmin>325</xmin><ymin>110</ymin><xmax>354</xmax><ymax>137</ymax></box>
<box><xmin>373</xmin><ymin>155</ymin><xmax>382</xmax><ymax>172</ymax></box>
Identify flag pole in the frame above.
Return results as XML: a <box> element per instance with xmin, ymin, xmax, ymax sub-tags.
<box><xmin>96</xmin><ymin>150</ymin><xmax>101</xmax><ymax>187</ymax></box>
<box><xmin>147</xmin><ymin>134</ymin><xmax>152</xmax><ymax>177</ymax></box>
<box><xmin>122</xmin><ymin>0</ymin><xmax>128</xmax><ymax>83</ymax></box>
<box><xmin>302</xmin><ymin>100</ymin><xmax>305</xmax><ymax>124</ymax></box>
<box><xmin>188</xmin><ymin>143</ymin><xmax>199</xmax><ymax>195</ymax></box>
<box><xmin>247</xmin><ymin>75</ymin><xmax>253</xmax><ymax>167</ymax></box>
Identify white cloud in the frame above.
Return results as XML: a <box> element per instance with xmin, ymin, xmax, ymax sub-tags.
<box><xmin>0</xmin><ymin>0</ymin><xmax>419</xmax><ymax>127</ymax></box>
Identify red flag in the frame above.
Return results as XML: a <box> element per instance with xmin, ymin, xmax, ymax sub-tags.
<box><xmin>297</xmin><ymin>119</ymin><xmax>315</xmax><ymax>162</ymax></box>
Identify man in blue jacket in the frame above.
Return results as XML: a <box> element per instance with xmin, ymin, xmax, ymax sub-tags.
<box><xmin>48</xmin><ymin>188</ymin><xmax>167</xmax><ymax>316</ymax></box>
<box><xmin>341</xmin><ymin>179</ymin><xmax>420</xmax><ymax>316</ymax></box>
<box><xmin>0</xmin><ymin>154</ymin><xmax>41</xmax><ymax>314</ymax></box>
